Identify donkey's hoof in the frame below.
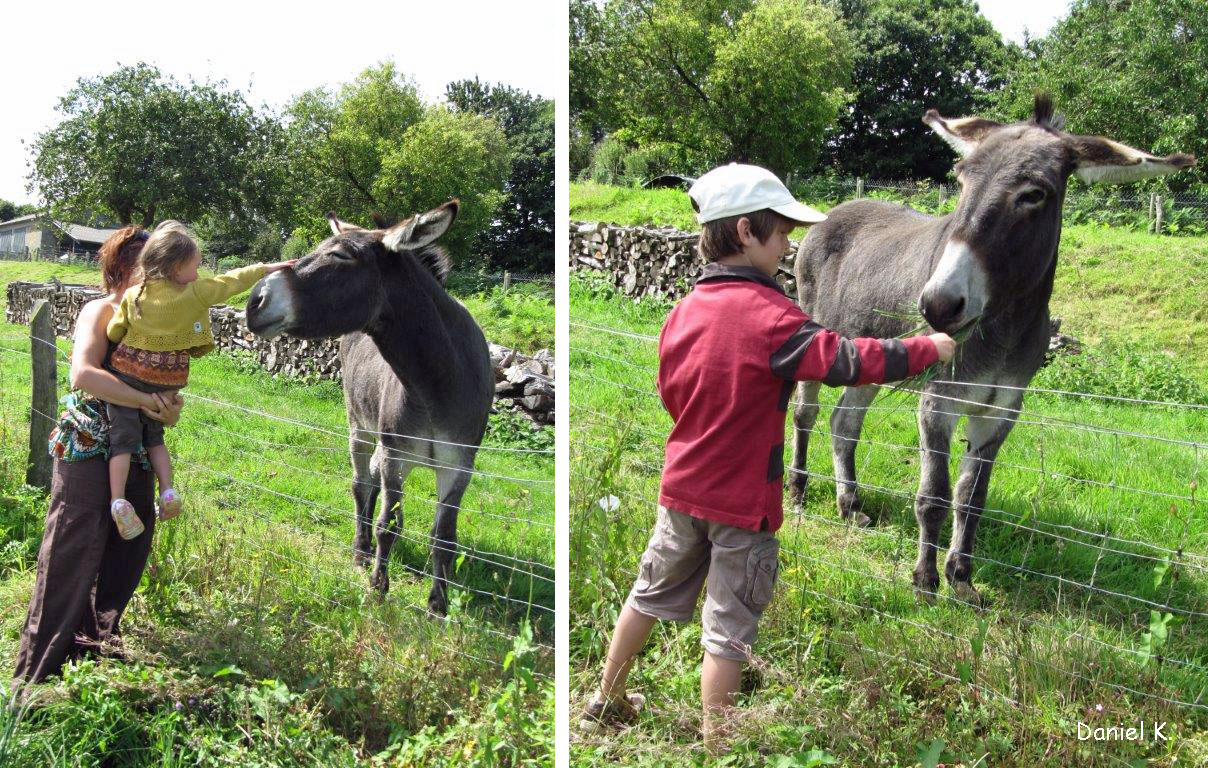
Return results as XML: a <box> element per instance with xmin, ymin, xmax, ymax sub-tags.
<box><xmin>427</xmin><ymin>598</ymin><xmax>448</xmax><ymax>618</ymax></box>
<box><xmin>837</xmin><ymin>493</ymin><xmax>871</xmax><ymax>526</ymax></box>
<box><xmin>787</xmin><ymin>475</ymin><xmax>807</xmax><ymax>505</ymax></box>
<box><xmin>912</xmin><ymin>571</ymin><xmax>940</xmax><ymax>602</ymax></box>
<box><xmin>952</xmin><ymin>581</ymin><xmax>984</xmax><ymax>607</ymax></box>
<box><xmin>369</xmin><ymin>568</ymin><xmax>389</xmax><ymax>596</ymax></box>
<box><xmin>353</xmin><ymin>550</ymin><xmax>372</xmax><ymax>569</ymax></box>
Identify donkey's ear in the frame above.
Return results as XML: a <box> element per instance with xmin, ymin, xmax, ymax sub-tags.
<box><xmin>923</xmin><ymin>110</ymin><xmax>1002</xmax><ymax>157</ymax></box>
<box><xmin>327</xmin><ymin>212</ymin><xmax>362</xmax><ymax>236</ymax></box>
<box><xmin>382</xmin><ymin>199</ymin><xmax>459</xmax><ymax>252</ymax></box>
<box><xmin>1069</xmin><ymin>135</ymin><xmax>1196</xmax><ymax>184</ymax></box>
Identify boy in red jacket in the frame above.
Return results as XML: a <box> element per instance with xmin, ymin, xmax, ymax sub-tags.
<box><xmin>581</xmin><ymin>164</ymin><xmax>956</xmax><ymax>751</ymax></box>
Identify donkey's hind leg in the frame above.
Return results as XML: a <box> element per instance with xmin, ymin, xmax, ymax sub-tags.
<box><xmin>428</xmin><ymin>457</ymin><xmax>475</xmax><ymax>616</ymax></box>
<box><xmin>788</xmin><ymin>381</ymin><xmax>822</xmax><ymax>504</ymax></box>
<box><xmin>829</xmin><ymin>385</ymin><xmax>879</xmax><ymax>526</ymax></box>
<box><xmin>370</xmin><ymin>442</ymin><xmax>413</xmax><ymax>595</ymax></box>
<box><xmin>349</xmin><ymin>429</ymin><xmax>380</xmax><ymax>569</ymax></box>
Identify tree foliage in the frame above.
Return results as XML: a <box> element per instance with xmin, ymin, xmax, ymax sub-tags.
<box><xmin>819</xmin><ymin>0</ymin><xmax>1013</xmax><ymax>181</ymax></box>
<box><xmin>28</xmin><ymin>63</ymin><xmax>278</xmax><ymax>227</ymax></box>
<box><xmin>582</xmin><ymin>0</ymin><xmax>854</xmax><ymax>177</ymax></box>
<box><xmin>0</xmin><ymin>199</ymin><xmax>35</xmax><ymax>223</ymax></box>
<box><xmin>446</xmin><ymin>79</ymin><xmax>554</xmax><ymax>271</ymax></box>
<box><xmin>284</xmin><ymin>63</ymin><xmax>510</xmax><ymax>264</ymax></box>
<box><xmin>990</xmin><ymin>0</ymin><xmax>1208</xmax><ymax>190</ymax></box>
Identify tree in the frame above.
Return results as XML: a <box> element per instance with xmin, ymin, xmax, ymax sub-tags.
<box><xmin>0</xmin><ymin>199</ymin><xmax>35</xmax><ymax>223</ymax></box>
<box><xmin>284</xmin><ymin>63</ymin><xmax>511</xmax><ymax>265</ymax></box>
<box><xmin>28</xmin><ymin>63</ymin><xmax>277</xmax><ymax>227</ymax></box>
<box><xmin>373</xmin><ymin>109</ymin><xmax>511</xmax><ymax>264</ymax></box>
<box><xmin>446</xmin><ymin>79</ymin><xmax>554</xmax><ymax>271</ymax></box>
<box><xmin>584</xmin><ymin>0</ymin><xmax>854</xmax><ymax>177</ymax></box>
<box><xmin>990</xmin><ymin>0</ymin><xmax>1208</xmax><ymax>190</ymax></box>
<box><xmin>282</xmin><ymin>62</ymin><xmax>425</xmax><ymax>236</ymax></box>
<box><xmin>818</xmin><ymin>0</ymin><xmax>1013</xmax><ymax>181</ymax></box>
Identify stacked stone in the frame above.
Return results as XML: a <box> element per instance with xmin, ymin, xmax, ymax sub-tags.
<box><xmin>6</xmin><ymin>281</ymin><xmax>556</xmax><ymax>424</ymax></box>
<box><xmin>568</xmin><ymin>220</ymin><xmax>801</xmax><ymax>302</ymax></box>
<box><xmin>6</xmin><ymin>281</ymin><xmax>103</xmax><ymax>336</ymax></box>
<box><xmin>490</xmin><ymin>344</ymin><xmax>555</xmax><ymax>425</ymax></box>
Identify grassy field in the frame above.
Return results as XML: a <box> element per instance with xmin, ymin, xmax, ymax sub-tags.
<box><xmin>569</xmin><ymin>189</ymin><xmax>1208</xmax><ymax>766</ymax></box>
<box><xmin>0</xmin><ymin>260</ymin><xmax>554</xmax><ymax>766</ymax></box>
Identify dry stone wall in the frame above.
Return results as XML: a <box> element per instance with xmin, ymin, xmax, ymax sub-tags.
<box><xmin>6</xmin><ymin>280</ymin><xmax>553</xmax><ymax>424</ymax></box>
<box><xmin>569</xmin><ymin>220</ymin><xmax>802</xmax><ymax>302</ymax></box>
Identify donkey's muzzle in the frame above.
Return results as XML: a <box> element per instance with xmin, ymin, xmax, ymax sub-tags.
<box><xmin>919</xmin><ymin>290</ymin><xmax>967</xmax><ymax>333</ymax></box>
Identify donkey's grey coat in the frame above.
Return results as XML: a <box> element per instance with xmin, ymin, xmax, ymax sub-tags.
<box><xmin>788</xmin><ymin>96</ymin><xmax>1194</xmax><ymax>603</ymax></box>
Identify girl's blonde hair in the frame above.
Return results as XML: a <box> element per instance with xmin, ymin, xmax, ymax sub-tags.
<box><xmin>134</xmin><ymin>220</ymin><xmax>199</xmax><ymax>315</ymax></box>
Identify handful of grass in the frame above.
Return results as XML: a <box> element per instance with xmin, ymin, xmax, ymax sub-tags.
<box><xmin>871</xmin><ymin>306</ymin><xmax>981</xmax><ymax>399</ymax></box>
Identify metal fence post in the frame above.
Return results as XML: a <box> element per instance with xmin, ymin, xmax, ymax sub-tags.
<box><xmin>26</xmin><ymin>299</ymin><xmax>56</xmax><ymax>491</ymax></box>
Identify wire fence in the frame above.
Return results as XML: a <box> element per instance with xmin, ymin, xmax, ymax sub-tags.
<box><xmin>0</xmin><ymin>324</ymin><xmax>555</xmax><ymax>686</ymax></box>
<box><xmin>569</xmin><ymin>316</ymin><xmax>1208</xmax><ymax>726</ymax></box>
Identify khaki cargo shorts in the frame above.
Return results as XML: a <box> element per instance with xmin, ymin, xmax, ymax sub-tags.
<box><xmin>626</xmin><ymin>505</ymin><xmax>780</xmax><ymax>661</ymax></box>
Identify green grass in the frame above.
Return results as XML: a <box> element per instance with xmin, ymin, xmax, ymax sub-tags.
<box><xmin>0</xmin><ymin>262</ymin><xmax>554</xmax><ymax>765</ymax></box>
<box><xmin>569</xmin><ymin>273</ymin><xmax>1208</xmax><ymax>767</ymax></box>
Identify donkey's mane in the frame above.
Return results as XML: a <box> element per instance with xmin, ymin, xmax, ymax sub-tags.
<box><xmin>370</xmin><ymin>212</ymin><xmax>453</xmax><ymax>286</ymax></box>
<box><xmin>410</xmin><ymin>244</ymin><xmax>452</xmax><ymax>286</ymax></box>
<box><xmin>1030</xmin><ymin>92</ymin><xmax>1066</xmax><ymax>132</ymax></box>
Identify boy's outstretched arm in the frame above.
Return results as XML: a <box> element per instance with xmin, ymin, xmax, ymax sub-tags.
<box><xmin>768</xmin><ymin>306</ymin><xmax>951</xmax><ymax>386</ymax></box>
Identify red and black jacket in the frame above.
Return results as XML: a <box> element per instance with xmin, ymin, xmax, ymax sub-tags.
<box><xmin>656</xmin><ymin>263</ymin><xmax>939</xmax><ymax>533</ymax></box>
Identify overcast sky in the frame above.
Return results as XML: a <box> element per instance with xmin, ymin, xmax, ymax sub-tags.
<box><xmin>1</xmin><ymin>0</ymin><xmax>1065</xmax><ymax>206</ymax></box>
<box><xmin>978</xmin><ymin>0</ymin><xmax>1071</xmax><ymax>45</ymax></box>
<box><xmin>0</xmin><ymin>0</ymin><xmax>561</xmax><ymax>204</ymax></box>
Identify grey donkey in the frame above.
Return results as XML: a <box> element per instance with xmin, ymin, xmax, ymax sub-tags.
<box><xmin>789</xmin><ymin>94</ymin><xmax>1194</xmax><ymax>604</ymax></box>
<box><xmin>245</xmin><ymin>200</ymin><xmax>494</xmax><ymax>615</ymax></box>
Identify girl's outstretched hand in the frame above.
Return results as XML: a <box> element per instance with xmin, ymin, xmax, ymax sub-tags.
<box><xmin>264</xmin><ymin>260</ymin><xmax>298</xmax><ymax>273</ymax></box>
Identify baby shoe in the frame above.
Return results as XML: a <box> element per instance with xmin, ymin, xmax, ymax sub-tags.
<box><xmin>578</xmin><ymin>690</ymin><xmax>646</xmax><ymax>733</ymax></box>
<box><xmin>158</xmin><ymin>488</ymin><xmax>182</xmax><ymax>521</ymax></box>
<box><xmin>110</xmin><ymin>499</ymin><xmax>145</xmax><ymax>540</ymax></box>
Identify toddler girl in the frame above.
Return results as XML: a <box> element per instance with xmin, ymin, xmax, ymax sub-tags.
<box><xmin>104</xmin><ymin>220</ymin><xmax>295</xmax><ymax>538</ymax></box>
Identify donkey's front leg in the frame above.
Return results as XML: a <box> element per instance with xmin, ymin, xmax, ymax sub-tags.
<box><xmin>830</xmin><ymin>385</ymin><xmax>878</xmax><ymax>526</ymax></box>
<box><xmin>371</xmin><ymin>448</ymin><xmax>410</xmax><ymax>595</ymax></box>
<box><xmin>429</xmin><ymin>463</ymin><xmax>472</xmax><ymax>616</ymax></box>
<box><xmin>946</xmin><ymin>406</ymin><xmax>1019</xmax><ymax>604</ymax></box>
<box><xmin>913</xmin><ymin>399</ymin><xmax>958</xmax><ymax>598</ymax></box>
<box><xmin>349</xmin><ymin>434</ymin><xmax>380</xmax><ymax>569</ymax></box>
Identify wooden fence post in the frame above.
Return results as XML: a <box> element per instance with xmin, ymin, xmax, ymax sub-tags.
<box><xmin>27</xmin><ymin>300</ymin><xmax>56</xmax><ymax>491</ymax></box>
<box><xmin>502</xmin><ymin>271</ymin><xmax>512</xmax><ymax>291</ymax></box>
<box><xmin>855</xmin><ymin>178</ymin><xmax>864</xmax><ymax>199</ymax></box>
<box><xmin>1154</xmin><ymin>195</ymin><xmax>1164</xmax><ymax>235</ymax></box>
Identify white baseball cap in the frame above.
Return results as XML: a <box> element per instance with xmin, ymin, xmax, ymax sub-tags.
<box><xmin>688</xmin><ymin>163</ymin><xmax>827</xmax><ymax>224</ymax></box>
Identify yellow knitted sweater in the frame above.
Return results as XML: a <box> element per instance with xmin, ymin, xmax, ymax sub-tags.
<box><xmin>107</xmin><ymin>264</ymin><xmax>269</xmax><ymax>356</ymax></box>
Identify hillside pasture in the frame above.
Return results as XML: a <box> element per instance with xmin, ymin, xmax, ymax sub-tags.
<box><xmin>0</xmin><ymin>262</ymin><xmax>554</xmax><ymax>766</ymax></box>
<box><xmin>568</xmin><ymin>201</ymin><xmax>1208</xmax><ymax>766</ymax></box>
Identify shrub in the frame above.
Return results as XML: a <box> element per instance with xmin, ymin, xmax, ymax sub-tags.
<box><xmin>1035</xmin><ymin>339</ymin><xmax>1208</xmax><ymax>406</ymax></box>
<box><xmin>282</xmin><ymin>232</ymin><xmax>313</xmax><ymax>260</ymax></box>
<box><xmin>587</xmin><ymin>134</ymin><xmax>629</xmax><ymax>185</ymax></box>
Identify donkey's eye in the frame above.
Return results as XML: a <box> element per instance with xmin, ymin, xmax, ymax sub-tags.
<box><xmin>1016</xmin><ymin>188</ymin><xmax>1046</xmax><ymax>208</ymax></box>
<box><xmin>329</xmin><ymin>250</ymin><xmax>354</xmax><ymax>261</ymax></box>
